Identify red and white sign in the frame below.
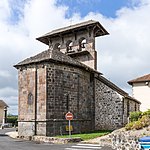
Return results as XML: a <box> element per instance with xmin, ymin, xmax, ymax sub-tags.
<box><xmin>65</xmin><ymin>112</ymin><xmax>73</xmax><ymax>120</ymax></box>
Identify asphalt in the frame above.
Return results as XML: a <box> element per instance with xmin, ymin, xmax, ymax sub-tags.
<box><xmin>0</xmin><ymin>128</ymin><xmax>114</xmax><ymax>150</ymax></box>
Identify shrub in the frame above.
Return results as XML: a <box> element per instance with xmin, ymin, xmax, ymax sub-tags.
<box><xmin>139</xmin><ymin>115</ymin><xmax>150</xmax><ymax>127</ymax></box>
<box><xmin>142</xmin><ymin>109</ymin><xmax>150</xmax><ymax>116</ymax></box>
<box><xmin>125</xmin><ymin>122</ymin><xmax>135</xmax><ymax>130</ymax></box>
<box><xmin>133</xmin><ymin>120</ymin><xmax>144</xmax><ymax>130</ymax></box>
<box><xmin>129</xmin><ymin>111</ymin><xmax>142</xmax><ymax>122</ymax></box>
<box><xmin>125</xmin><ymin>113</ymin><xmax>150</xmax><ymax>131</ymax></box>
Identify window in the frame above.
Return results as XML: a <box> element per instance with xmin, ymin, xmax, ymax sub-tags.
<box><xmin>79</xmin><ymin>38</ymin><xmax>86</xmax><ymax>51</ymax></box>
<box><xmin>28</xmin><ymin>93</ymin><xmax>33</xmax><ymax>105</ymax></box>
<box><xmin>66</xmin><ymin>40</ymin><xmax>73</xmax><ymax>53</ymax></box>
<box><xmin>54</xmin><ymin>43</ymin><xmax>61</xmax><ymax>50</ymax></box>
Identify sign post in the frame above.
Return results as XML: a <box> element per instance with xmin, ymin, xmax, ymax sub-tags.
<box><xmin>65</xmin><ymin>112</ymin><xmax>73</xmax><ymax>138</ymax></box>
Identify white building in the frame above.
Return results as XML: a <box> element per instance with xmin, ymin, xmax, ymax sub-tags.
<box><xmin>128</xmin><ymin>74</ymin><xmax>150</xmax><ymax>112</ymax></box>
<box><xmin>0</xmin><ymin>100</ymin><xmax>8</xmax><ymax>125</ymax></box>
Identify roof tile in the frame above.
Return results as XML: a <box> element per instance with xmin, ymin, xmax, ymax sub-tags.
<box><xmin>128</xmin><ymin>74</ymin><xmax>150</xmax><ymax>85</ymax></box>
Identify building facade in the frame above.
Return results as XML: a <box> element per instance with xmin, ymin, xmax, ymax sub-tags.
<box><xmin>14</xmin><ymin>20</ymin><xmax>140</xmax><ymax>137</ymax></box>
<box><xmin>128</xmin><ymin>74</ymin><xmax>150</xmax><ymax>112</ymax></box>
<box><xmin>0</xmin><ymin>100</ymin><xmax>8</xmax><ymax>125</ymax></box>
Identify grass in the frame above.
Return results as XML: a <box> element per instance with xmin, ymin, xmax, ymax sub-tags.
<box><xmin>57</xmin><ymin>130</ymin><xmax>111</xmax><ymax>140</ymax></box>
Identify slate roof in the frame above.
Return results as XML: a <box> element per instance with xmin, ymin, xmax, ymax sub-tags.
<box><xmin>0</xmin><ymin>100</ymin><xmax>8</xmax><ymax>107</ymax></box>
<box><xmin>36</xmin><ymin>20</ymin><xmax>109</xmax><ymax>45</ymax></box>
<box><xmin>14</xmin><ymin>49</ymin><xmax>101</xmax><ymax>74</ymax></box>
<box><xmin>96</xmin><ymin>75</ymin><xmax>141</xmax><ymax>104</ymax></box>
<box><xmin>128</xmin><ymin>74</ymin><xmax>150</xmax><ymax>85</ymax></box>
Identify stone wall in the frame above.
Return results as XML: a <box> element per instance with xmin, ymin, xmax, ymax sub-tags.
<box><xmin>46</xmin><ymin>63</ymin><xmax>95</xmax><ymax>136</ymax></box>
<box><xmin>95</xmin><ymin>78</ymin><xmax>124</xmax><ymax>130</ymax></box>
<box><xmin>95</xmin><ymin>78</ymin><xmax>140</xmax><ymax>130</ymax></box>
<box><xmin>110</xmin><ymin>126</ymin><xmax>150</xmax><ymax>150</ymax></box>
<box><xmin>18</xmin><ymin>65</ymin><xmax>47</xmax><ymax>136</ymax></box>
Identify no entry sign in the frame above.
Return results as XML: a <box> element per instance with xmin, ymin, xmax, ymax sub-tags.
<box><xmin>65</xmin><ymin>112</ymin><xmax>73</xmax><ymax>120</ymax></box>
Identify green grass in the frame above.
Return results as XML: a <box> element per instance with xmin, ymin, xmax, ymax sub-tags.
<box><xmin>57</xmin><ymin>130</ymin><xmax>111</xmax><ymax>140</ymax></box>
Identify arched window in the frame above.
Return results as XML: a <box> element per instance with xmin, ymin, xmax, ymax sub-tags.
<box><xmin>66</xmin><ymin>40</ymin><xmax>73</xmax><ymax>53</ymax></box>
<box><xmin>79</xmin><ymin>38</ymin><xmax>87</xmax><ymax>51</ymax></box>
<box><xmin>28</xmin><ymin>93</ymin><xmax>33</xmax><ymax>105</ymax></box>
<box><xmin>54</xmin><ymin>43</ymin><xmax>61</xmax><ymax>50</ymax></box>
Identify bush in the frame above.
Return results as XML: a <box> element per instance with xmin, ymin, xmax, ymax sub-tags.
<box><xmin>133</xmin><ymin>120</ymin><xmax>144</xmax><ymax>130</ymax></box>
<box><xmin>140</xmin><ymin>115</ymin><xmax>150</xmax><ymax>127</ymax></box>
<box><xmin>125</xmin><ymin>113</ymin><xmax>150</xmax><ymax>131</ymax></box>
<box><xmin>142</xmin><ymin>109</ymin><xmax>150</xmax><ymax>116</ymax></box>
<box><xmin>125</xmin><ymin>122</ymin><xmax>135</xmax><ymax>130</ymax></box>
<box><xmin>129</xmin><ymin>111</ymin><xmax>142</xmax><ymax>122</ymax></box>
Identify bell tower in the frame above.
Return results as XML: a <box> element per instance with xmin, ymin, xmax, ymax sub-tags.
<box><xmin>36</xmin><ymin>20</ymin><xmax>109</xmax><ymax>70</ymax></box>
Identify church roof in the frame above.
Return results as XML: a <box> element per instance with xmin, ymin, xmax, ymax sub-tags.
<box><xmin>128</xmin><ymin>74</ymin><xmax>150</xmax><ymax>85</ymax></box>
<box><xmin>36</xmin><ymin>20</ymin><xmax>109</xmax><ymax>45</ymax></box>
<box><xmin>14</xmin><ymin>49</ymin><xmax>101</xmax><ymax>74</ymax></box>
<box><xmin>96</xmin><ymin>75</ymin><xmax>141</xmax><ymax>104</ymax></box>
<box><xmin>0</xmin><ymin>100</ymin><xmax>8</xmax><ymax>107</ymax></box>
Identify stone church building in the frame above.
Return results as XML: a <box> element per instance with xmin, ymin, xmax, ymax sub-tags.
<box><xmin>14</xmin><ymin>20</ymin><xmax>140</xmax><ymax>137</ymax></box>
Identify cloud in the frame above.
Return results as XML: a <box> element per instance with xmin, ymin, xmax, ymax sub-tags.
<box><xmin>0</xmin><ymin>0</ymin><xmax>150</xmax><ymax>114</ymax></box>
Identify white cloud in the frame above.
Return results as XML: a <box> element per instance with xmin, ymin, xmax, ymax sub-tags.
<box><xmin>0</xmin><ymin>70</ymin><xmax>11</xmax><ymax>78</ymax></box>
<box><xmin>0</xmin><ymin>0</ymin><xmax>150</xmax><ymax>114</ymax></box>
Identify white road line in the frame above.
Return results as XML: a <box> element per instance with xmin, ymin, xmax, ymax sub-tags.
<box><xmin>65</xmin><ymin>148</ymin><xmax>83</xmax><ymax>150</ymax></box>
<box><xmin>77</xmin><ymin>143</ymin><xmax>101</xmax><ymax>146</ymax></box>
<box><xmin>72</xmin><ymin>145</ymin><xmax>101</xmax><ymax>149</ymax></box>
<box><xmin>65</xmin><ymin>143</ymin><xmax>102</xmax><ymax>150</ymax></box>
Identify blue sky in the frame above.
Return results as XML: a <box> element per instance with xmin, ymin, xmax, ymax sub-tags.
<box><xmin>56</xmin><ymin>0</ymin><xmax>138</xmax><ymax>18</ymax></box>
<box><xmin>9</xmin><ymin>0</ymin><xmax>140</xmax><ymax>24</ymax></box>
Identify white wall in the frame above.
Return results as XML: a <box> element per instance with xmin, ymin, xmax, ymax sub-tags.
<box><xmin>0</xmin><ymin>107</ymin><xmax>4</xmax><ymax>123</ymax></box>
<box><xmin>132</xmin><ymin>82</ymin><xmax>150</xmax><ymax>112</ymax></box>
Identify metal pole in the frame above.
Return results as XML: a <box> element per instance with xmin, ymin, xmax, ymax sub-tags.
<box><xmin>69</xmin><ymin>120</ymin><xmax>71</xmax><ymax>138</ymax></box>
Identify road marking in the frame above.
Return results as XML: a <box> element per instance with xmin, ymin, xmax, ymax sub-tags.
<box><xmin>72</xmin><ymin>145</ymin><xmax>101</xmax><ymax>149</ymax></box>
<box><xmin>65</xmin><ymin>143</ymin><xmax>101</xmax><ymax>149</ymax></box>
<box><xmin>77</xmin><ymin>143</ymin><xmax>101</xmax><ymax>146</ymax></box>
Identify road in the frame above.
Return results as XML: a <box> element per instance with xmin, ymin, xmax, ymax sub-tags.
<box><xmin>0</xmin><ymin>128</ymin><xmax>114</xmax><ymax>150</ymax></box>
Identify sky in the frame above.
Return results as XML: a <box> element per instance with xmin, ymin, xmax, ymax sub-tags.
<box><xmin>0</xmin><ymin>0</ymin><xmax>150</xmax><ymax>115</ymax></box>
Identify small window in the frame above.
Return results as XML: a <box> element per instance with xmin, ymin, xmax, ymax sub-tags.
<box><xmin>66</xmin><ymin>40</ymin><xmax>73</xmax><ymax>53</ymax></box>
<box><xmin>79</xmin><ymin>38</ymin><xmax>87</xmax><ymax>51</ymax></box>
<box><xmin>54</xmin><ymin>43</ymin><xmax>61</xmax><ymax>50</ymax></box>
<box><xmin>28</xmin><ymin>93</ymin><xmax>33</xmax><ymax>105</ymax></box>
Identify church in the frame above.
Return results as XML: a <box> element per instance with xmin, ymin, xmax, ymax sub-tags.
<box><xmin>14</xmin><ymin>20</ymin><xmax>140</xmax><ymax>137</ymax></box>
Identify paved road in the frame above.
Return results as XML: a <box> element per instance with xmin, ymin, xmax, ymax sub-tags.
<box><xmin>0</xmin><ymin>128</ymin><xmax>114</xmax><ymax>150</ymax></box>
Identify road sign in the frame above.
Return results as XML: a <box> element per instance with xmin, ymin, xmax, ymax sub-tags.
<box><xmin>65</xmin><ymin>112</ymin><xmax>73</xmax><ymax>120</ymax></box>
<box><xmin>65</xmin><ymin>112</ymin><xmax>73</xmax><ymax>138</ymax></box>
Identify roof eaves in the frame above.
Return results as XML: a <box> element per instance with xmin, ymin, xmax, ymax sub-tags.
<box><xmin>125</xmin><ymin>95</ymin><xmax>141</xmax><ymax>104</ymax></box>
<box><xmin>95</xmin><ymin>75</ymin><xmax>128</xmax><ymax>96</ymax></box>
<box><xmin>36</xmin><ymin>20</ymin><xmax>109</xmax><ymax>44</ymax></box>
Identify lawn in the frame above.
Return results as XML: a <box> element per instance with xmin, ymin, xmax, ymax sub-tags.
<box><xmin>57</xmin><ymin>130</ymin><xmax>111</xmax><ymax>140</ymax></box>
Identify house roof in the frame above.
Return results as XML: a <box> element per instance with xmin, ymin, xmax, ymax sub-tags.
<box><xmin>14</xmin><ymin>48</ymin><xmax>101</xmax><ymax>74</ymax></box>
<box><xmin>96</xmin><ymin>75</ymin><xmax>141</xmax><ymax>104</ymax></box>
<box><xmin>36</xmin><ymin>20</ymin><xmax>109</xmax><ymax>45</ymax></box>
<box><xmin>128</xmin><ymin>74</ymin><xmax>150</xmax><ymax>85</ymax></box>
<box><xmin>0</xmin><ymin>100</ymin><xmax>8</xmax><ymax>107</ymax></box>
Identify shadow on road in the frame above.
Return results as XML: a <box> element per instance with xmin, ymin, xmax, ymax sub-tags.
<box><xmin>0</xmin><ymin>134</ymin><xmax>8</xmax><ymax>137</ymax></box>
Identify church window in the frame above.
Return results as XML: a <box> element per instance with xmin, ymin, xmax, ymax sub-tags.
<box><xmin>28</xmin><ymin>93</ymin><xmax>33</xmax><ymax>105</ymax></box>
<box><xmin>54</xmin><ymin>43</ymin><xmax>61</xmax><ymax>50</ymax></box>
<box><xmin>66</xmin><ymin>40</ymin><xmax>73</xmax><ymax>53</ymax></box>
<box><xmin>79</xmin><ymin>38</ymin><xmax>86</xmax><ymax>51</ymax></box>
